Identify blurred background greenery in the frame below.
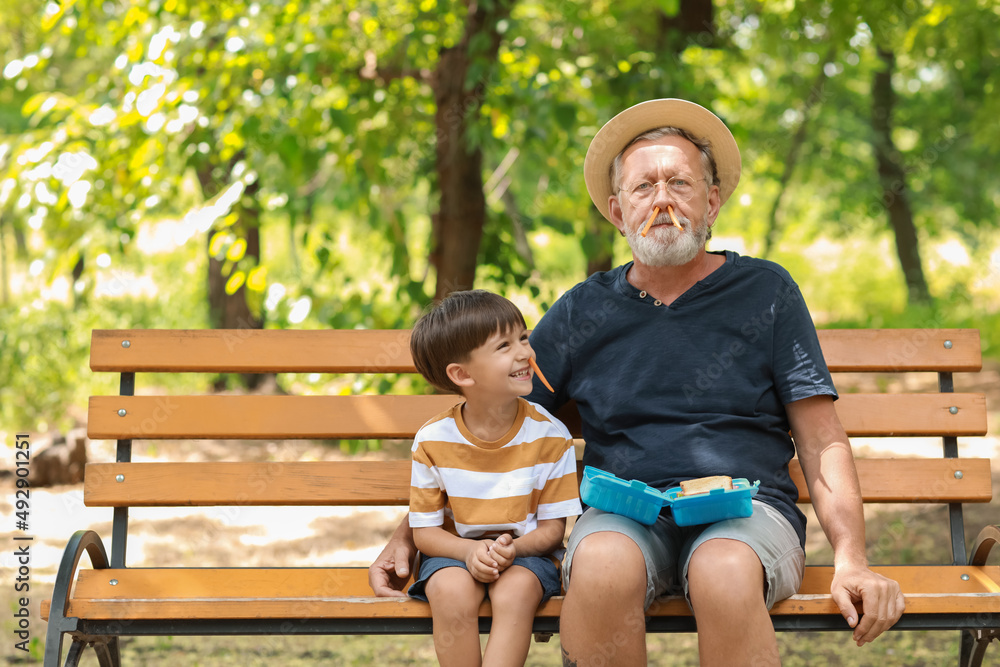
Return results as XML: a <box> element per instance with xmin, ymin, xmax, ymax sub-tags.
<box><xmin>2</xmin><ymin>0</ymin><xmax>999</xmax><ymax>436</ymax></box>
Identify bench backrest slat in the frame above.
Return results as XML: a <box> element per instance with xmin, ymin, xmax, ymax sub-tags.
<box><xmin>91</xmin><ymin>329</ymin><xmax>415</xmax><ymax>374</ymax></box>
<box><xmin>87</xmin><ymin>393</ymin><xmax>988</xmax><ymax>441</ymax></box>
<box><xmin>83</xmin><ymin>458</ymin><xmax>993</xmax><ymax>507</ymax></box>
<box><xmin>90</xmin><ymin>328</ymin><xmax>982</xmax><ymax>374</ymax></box>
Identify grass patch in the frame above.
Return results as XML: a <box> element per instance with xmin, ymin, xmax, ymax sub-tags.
<box><xmin>12</xmin><ymin>630</ymin><xmax>962</xmax><ymax>665</ymax></box>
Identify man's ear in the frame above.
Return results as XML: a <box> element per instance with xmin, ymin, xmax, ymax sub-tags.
<box><xmin>706</xmin><ymin>184</ymin><xmax>722</xmax><ymax>225</ymax></box>
<box><xmin>609</xmin><ymin>195</ymin><xmax>627</xmax><ymax>236</ymax></box>
<box><xmin>446</xmin><ymin>362</ymin><xmax>475</xmax><ymax>389</ymax></box>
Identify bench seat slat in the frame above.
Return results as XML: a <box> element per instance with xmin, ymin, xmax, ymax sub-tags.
<box><xmin>44</xmin><ymin>593</ymin><xmax>1000</xmax><ymax>621</ymax></box>
<box><xmin>67</xmin><ymin>565</ymin><xmax>1000</xmax><ymax>598</ymax></box>
<box><xmin>83</xmin><ymin>458</ymin><xmax>993</xmax><ymax>507</ymax></box>
<box><xmin>90</xmin><ymin>329</ymin><xmax>982</xmax><ymax>374</ymax></box>
<box><xmin>88</xmin><ymin>393</ymin><xmax>988</xmax><ymax>440</ymax></box>
<box><xmin>41</xmin><ymin>566</ymin><xmax>1000</xmax><ymax>621</ymax></box>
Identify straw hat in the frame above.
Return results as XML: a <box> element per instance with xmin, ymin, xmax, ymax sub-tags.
<box><xmin>584</xmin><ymin>99</ymin><xmax>742</xmax><ymax>222</ymax></box>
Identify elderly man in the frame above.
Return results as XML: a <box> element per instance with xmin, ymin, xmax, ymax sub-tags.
<box><xmin>370</xmin><ymin>99</ymin><xmax>905</xmax><ymax>666</ymax></box>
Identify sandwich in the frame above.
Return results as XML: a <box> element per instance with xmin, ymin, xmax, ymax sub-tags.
<box><xmin>679</xmin><ymin>475</ymin><xmax>733</xmax><ymax>496</ymax></box>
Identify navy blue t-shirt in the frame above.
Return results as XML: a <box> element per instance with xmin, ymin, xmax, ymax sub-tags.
<box><xmin>527</xmin><ymin>251</ymin><xmax>837</xmax><ymax>548</ymax></box>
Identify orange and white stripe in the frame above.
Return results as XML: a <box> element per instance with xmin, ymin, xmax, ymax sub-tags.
<box><xmin>409</xmin><ymin>399</ymin><xmax>582</xmax><ymax>539</ymax></box>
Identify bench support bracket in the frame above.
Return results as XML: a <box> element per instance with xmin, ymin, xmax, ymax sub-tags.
<box><xmin>962</xmin><ymin>627</ymin><xmax>1000</xmax><ymax>667</ymax></box>
<box><xmin>44</xmin><ymin>530</ymin><xmax>121</xmax><ymax>667</ymax></box>
<box><xmin>961</xmin><ymin>524</ymin><xmax>1000</xmax><ymax>667</ymax></box>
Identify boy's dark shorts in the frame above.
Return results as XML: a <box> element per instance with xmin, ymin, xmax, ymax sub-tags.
<box><xmin>407</xmin><ymin>554</ymin><xmax>562</xmax><ymax>602</ymax></box>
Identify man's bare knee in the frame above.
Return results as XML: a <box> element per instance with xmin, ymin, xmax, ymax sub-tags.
<box><xmin>568</xmin><ymin>532</ymin><xmax>646</xmax><ymax>599</ymax></box>
<box><xmin>688</xmin><ymin>539</ymin><xmax>765</xmax><ymax>605</ymax></box>
<box><xmin>562</xmin><ymin>533</ymin><xmax>649</xmax><ymax>667</ymax></box>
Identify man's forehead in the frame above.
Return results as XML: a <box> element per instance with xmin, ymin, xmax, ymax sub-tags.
<box><xmin>620</xmin><ymin>138</ymin><xmax>701</xmax><ymax>173</ymax></box>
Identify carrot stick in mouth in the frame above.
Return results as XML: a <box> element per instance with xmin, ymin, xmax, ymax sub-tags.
<box><xmin>640</xmin><ymin>206</ymin><xmax>660</xmax><ymax>237</ymax></box>
<box><xmin>528</xmin><ymin>357</ymin><xmax>555</xmax><ymax>393</ymax></box>
<box><xmin>667</xmin><ymin>205</ymin><xmax>683</xmax><ymax>231</ymax></box>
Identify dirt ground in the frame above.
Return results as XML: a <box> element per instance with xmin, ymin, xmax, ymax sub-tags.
<box><xmin>3</xmin><ymin>364</ymin><xmax>999</xmax><ymax>664</ymax></box>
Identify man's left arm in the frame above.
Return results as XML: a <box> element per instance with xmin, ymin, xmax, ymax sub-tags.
<box><xmin>787</xmin><ymin>395</ymin><xmax>905</xmax><ymax>646</ymax></box>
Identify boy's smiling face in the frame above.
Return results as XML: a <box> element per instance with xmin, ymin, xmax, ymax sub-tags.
<box><xmin>447</xmin><ymin>324</ymin><xmax>536</xmax><ymax>401</ymax></box>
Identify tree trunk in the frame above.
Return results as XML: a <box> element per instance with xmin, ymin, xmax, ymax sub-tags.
<box><xmin>206</xmin><ymin>188</ymin><xmax>262</xmax><ymax>332</ymax></box>
<box><xmin>199</xmin><ymin>164</ymin><xmax>266</xmax><ymax>389</ymax></box>
<box><xmin>72</xmin><ymin>255</ymin><xmax>85</xmax><ymax>309</ymax></box>
<box><xmin>871</xmin><ymin>47</ymin><xmax>932</xmax><ymax>305</ymax></box>
<box><xmin>430</xmin><ymin>0</ymin><xmax>513</xmax><ymax>302</ymax></box>
<box><xmin>658</xmin><ymin>0</ymin><xmax>715</xmax><ymax>50</ymax></box>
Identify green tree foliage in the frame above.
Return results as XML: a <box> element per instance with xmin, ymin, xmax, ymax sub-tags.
<box><xmin>715</xmin><ymin>0</ymin><xmax>1000</xmax><ymax>306</ymax></box>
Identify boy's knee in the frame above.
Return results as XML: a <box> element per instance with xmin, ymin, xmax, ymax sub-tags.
<box><xmin>426</xmin><ymin>568</ymin><xmax>484</xmax><ymax>610</ymax></box>
<box><xmin>490</xmin><ymin>566</ymin><xmax>542</xmax><ymax>608</ymax></box>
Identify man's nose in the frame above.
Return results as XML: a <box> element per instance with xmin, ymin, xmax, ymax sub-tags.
<box><xmin>650</xmin><ymin>181</ymin><xmax>676</xmax><ymax>207</ymax></box>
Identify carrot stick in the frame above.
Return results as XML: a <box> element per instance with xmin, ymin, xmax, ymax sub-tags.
<box><xmin>667</xmin><ymin>205</ymin><xmax>683</xmax><ymax>231</ymax></box>
<box><xmin>640</xmin><ymin>206</ymin><xmax>659</xmax><ymax>237</ymax></box>
<box><xmin>528</xmin><ymin>357</ymin><xmax>555</xmax><ymax>393</ymax></box>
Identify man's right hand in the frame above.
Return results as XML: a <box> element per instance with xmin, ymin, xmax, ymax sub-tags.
<box><xmin>368</xmin><ymin>525</ymin><xmax>417</xmax><ymax>597</ymax></box>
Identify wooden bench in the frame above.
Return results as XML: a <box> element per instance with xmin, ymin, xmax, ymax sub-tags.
<box><xmin>43</xmin><ymin>328</ymin><xmax>999</xmax><ymax>666</ymax></box>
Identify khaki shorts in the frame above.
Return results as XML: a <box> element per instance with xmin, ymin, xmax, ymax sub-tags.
<box><xmin>563</xmin><ymin>500</ymin><xmax>805</xmax><ymax>609</ymax></box>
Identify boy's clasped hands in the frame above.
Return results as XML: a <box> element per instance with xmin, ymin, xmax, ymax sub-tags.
<box><xmin>469</xmin><ymin>534</ymin><xmax>515</xmax><ymax>583</ymax></box>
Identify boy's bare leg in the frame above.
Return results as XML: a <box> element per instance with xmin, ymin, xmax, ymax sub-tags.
<box><xmin>687</xmin><ymin>538</ymin><xmax>779</xmax><ymax>667</ymax></box>
<box><xmin>559</xmin><ymin>532</ymin><xmax>648</xmax><ymax>666</ymax></box>
<box><xmin>425</xmin><ymin>567</ymin><xmax>487</xmax><ymax>667</ymax></box>
<box><xmin>482</xmin><ymin>565</ymin><xmax>544</xmax><ymax>667</ymax></box>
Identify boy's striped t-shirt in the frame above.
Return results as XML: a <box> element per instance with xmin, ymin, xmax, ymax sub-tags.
<box><xmin>409</xmin><ymin>397</ymin><xmax>582</xmax><ymax>539</ymax></box>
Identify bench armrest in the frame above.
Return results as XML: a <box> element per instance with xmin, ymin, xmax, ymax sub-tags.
<box><xmin>970</xmin><ymin>525</ymin><xmax>1000</xmax><ymax>566</ymax></box>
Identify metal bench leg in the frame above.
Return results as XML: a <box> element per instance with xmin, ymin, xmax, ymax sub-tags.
<box><xmin>60</xmin><ymin>636</ymin><xmax>120</xmax><ymax>667</ymax></box>
<box><xmin>91</xmin><ymin>637</ymin><xmax>121</xmax><ymax>667</ymax></box>
<box><xmin>44</xmin><ymin>531</ymin><xmax>112</xmax><ymax>667</ymax></box>
<box><xmin>962</xmin><ymin>525</ymin><xmax>1000</xmax><ymax>666</ymax></box>
<box><xmin>63</xmin><ymin>640</ymin><xmax>86</xmax><ymax>667</ymax></box>
<box><xmin>962</xmin><ymin>628</ymin><xmax>999</xmax><ymax>667</ymax></box>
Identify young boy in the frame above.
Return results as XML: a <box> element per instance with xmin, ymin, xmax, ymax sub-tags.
<box><xmin>407</xmin><ymin>290</ymin><xmax>582</xmax><ymax>667</ymax></box>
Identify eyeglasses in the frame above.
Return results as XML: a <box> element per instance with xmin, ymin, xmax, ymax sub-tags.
<box><xmin>618</xmin><ymin>175</ymin><xmax>706</xmax><ymax>207</ymax></box>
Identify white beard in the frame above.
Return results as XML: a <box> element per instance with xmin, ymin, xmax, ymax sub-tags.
<box><xmin>624</xmin><ymin>210</ymin><xmax>709</xmax><ymax>267</ymax></box>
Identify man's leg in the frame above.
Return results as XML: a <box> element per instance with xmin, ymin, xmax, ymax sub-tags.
<box><xmin>560</xmin><ymin>532</ymin><xmax>648</xmax><ymax>667</ymax></box>
<box><xmin>686</xmin><ymin>538</ymin><xmax>778</xmax><ymax>667</ymax></box>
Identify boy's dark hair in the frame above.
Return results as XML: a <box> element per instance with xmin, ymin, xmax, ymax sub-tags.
<box><xmin>410</xmin><ymin>290</ymin><xmax>527</xmax><ymax>394</ymax></box>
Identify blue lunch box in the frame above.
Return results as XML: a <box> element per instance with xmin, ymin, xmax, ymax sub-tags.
<box><xmin>580</xmin><ymin>466</ymin><xmax>760</xmax><ymax>527</ymax></box>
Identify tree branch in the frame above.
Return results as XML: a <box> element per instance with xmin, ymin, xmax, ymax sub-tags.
<box><xmin>762</xmin><ymin>45</ymin><xmax>836</xmax><ymax>258</ymax></box>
